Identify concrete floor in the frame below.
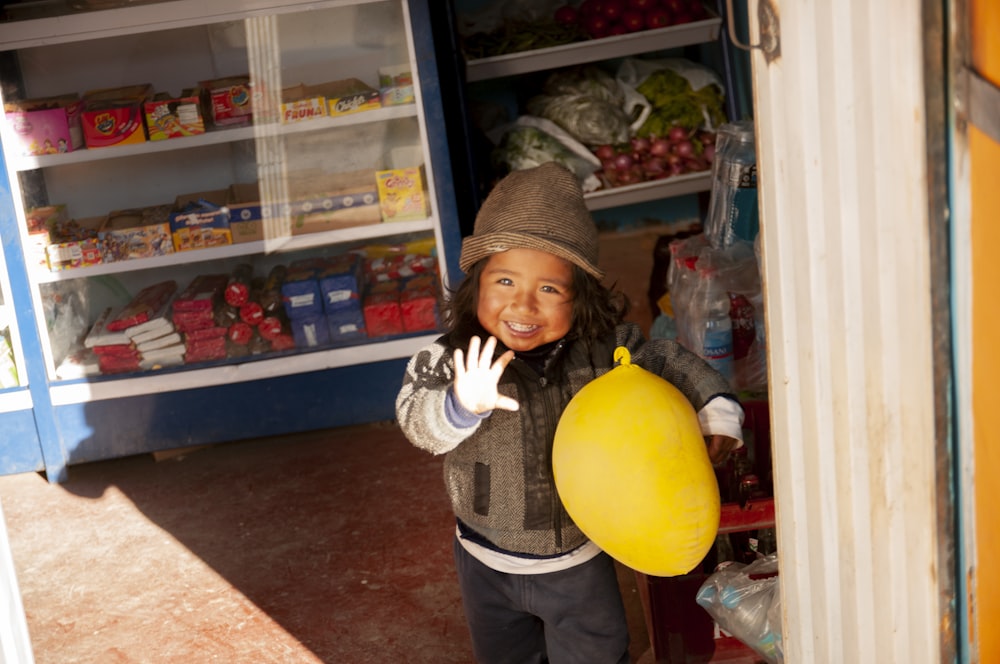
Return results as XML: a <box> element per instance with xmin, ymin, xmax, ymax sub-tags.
<box><xmin>0</xmin><ymin>422</ymin><xmax>665</xmax><ymax>663</ymax></box>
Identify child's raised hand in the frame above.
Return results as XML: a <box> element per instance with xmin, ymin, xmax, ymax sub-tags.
<box><xmin>453</xmin><ymin>335</ymin><xmax>519</xmax><ymax>414</ymax></box>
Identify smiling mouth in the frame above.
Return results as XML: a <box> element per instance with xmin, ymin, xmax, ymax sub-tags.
<box><xmin>505</xmin><ymin>321</ymin><xmax>539</xmax><ymax>334</ymax></box>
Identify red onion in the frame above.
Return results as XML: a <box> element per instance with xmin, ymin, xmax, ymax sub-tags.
<box><xmin>649</xmin><ymin>138</ymin><xmax>671</xmax><ymax>157</ymax></box>
<box><xmin>613</xmin><ymin>153</ymin><xmax>634</xmax><ymax>171</ymax></box>
<box><xmin>668</xmin><ymin>126</ymin><xmax>688</xmax><ymax>143</ymax></box>
<box><xmin>673</xmin><ymin>140</ymin><xmax>694</xmax><ymax>157</ymax></box>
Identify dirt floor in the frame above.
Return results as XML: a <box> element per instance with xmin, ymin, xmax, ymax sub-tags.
<box><xmin>0</xmin><ymin>422</ymin><xmax>654</xmax><ymax>663</ymax></box>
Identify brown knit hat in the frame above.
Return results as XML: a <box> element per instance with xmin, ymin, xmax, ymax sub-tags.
<box><xmin>460</xmin><ymin>162</ymin><xmax>605</xmax><ymax>280</ymax></box>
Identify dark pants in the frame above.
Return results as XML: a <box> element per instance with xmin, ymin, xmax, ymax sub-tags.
<box><xmin>453</xmin><ymin>539</ymin><xmax>630</xmax><ymax>664</ymax></box>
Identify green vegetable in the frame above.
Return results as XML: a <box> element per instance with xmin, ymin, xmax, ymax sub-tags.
<box><xmin>636</xmin><ymin>69</ymin><xmax>726</xmax><ymax>136</ymax></box>
<box><xmin>462</xmin><ymin>19</ymin><xmax>586</xmax><ymax>59</ymax></box>
<box><xmin>492</xmin><ymin>125</ymin><xmax>598</xmax><ymax>183</ymax></box>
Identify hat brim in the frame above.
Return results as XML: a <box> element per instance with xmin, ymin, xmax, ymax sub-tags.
<box><xmin>460</xmin><ymin>231</ymin><xmax>606</xmax><ymax>281</ymax></box>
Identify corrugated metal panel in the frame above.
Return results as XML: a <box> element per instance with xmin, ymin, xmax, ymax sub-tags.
<box><xmin>746</xmin><ymin>1</ymin><xmax>947</xmax><ymax>661</ymax></box>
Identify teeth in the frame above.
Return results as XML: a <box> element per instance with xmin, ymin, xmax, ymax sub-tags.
<box><xmin>507</xmin><ymin>322</ymin><xmax>536</xmax><ymax>332</ymax></box>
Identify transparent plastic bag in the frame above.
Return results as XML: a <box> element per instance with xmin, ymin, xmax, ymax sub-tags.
<box><xmin>489</xmin><ymin>115</ymin><xmax>602</xmax><ymax>192</ymax></box>
<box><xmin>696</xmin><ymin>553</ymin><xmax>783</xmax><ymax>663</ymax></box>
<box><xmin>667</xmin><ymin>234</ymin><xmax>767</xmax><ymax>392</ymax></box>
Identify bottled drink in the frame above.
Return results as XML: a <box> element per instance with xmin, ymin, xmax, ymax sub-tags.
<box><xmin>695</xmin><ymin>267</ymin><xmax>734</xmax><ymax>383</ymax></box>
<box><xmin>705</xmin><ymin>121</ymin><xmax>759</xmax><ymax>248</ymax></box>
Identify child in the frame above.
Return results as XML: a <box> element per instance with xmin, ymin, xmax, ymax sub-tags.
<box><xmin>396</xmin><ymin>162</ymin><xmax>743</xmax><ymax>664</ymax></box>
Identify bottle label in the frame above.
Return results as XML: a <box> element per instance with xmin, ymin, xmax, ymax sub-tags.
<box><xmin>703</xmin><ymin>327</ymin><xmax>734</xmax><ymax>380</ymax></box>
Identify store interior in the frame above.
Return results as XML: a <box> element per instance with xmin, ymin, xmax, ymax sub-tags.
<box><xmin>0</xmin><ymin>0</ymin><xmax>776</xmax><ymax>662</ymax></box>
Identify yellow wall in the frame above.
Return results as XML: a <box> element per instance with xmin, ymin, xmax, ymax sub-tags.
<box><xmin>970</xmin><ymin>0</ymin><xmax>999</xmax><ymax>659</ymax></box>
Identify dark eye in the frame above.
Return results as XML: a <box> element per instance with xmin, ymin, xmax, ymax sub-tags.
<box><xmin>497</xmin><ymin>277</ymin><xmax>513</xmax><ymax>286</ymax></box>
<box><xmin>540</xmin><ymin>284</ymin><xmax>561</xmax><ymax>294</ymax></box>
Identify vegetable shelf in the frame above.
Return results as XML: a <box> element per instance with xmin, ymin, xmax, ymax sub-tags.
<box><xmin>463</xmin><ymin>16</ymin><xmax>722</xmax><ymax>82</ymax></box>
<box><xmin>583</xmin><ymin>170</ymin><xmax>711</xmax><ymax>210</ymax></box>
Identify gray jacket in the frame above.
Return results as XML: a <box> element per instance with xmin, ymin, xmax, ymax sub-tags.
<box><xmin>395</xmin><ymin>321</ymin><xmax>735</xmax><ymax>557</ymax></box>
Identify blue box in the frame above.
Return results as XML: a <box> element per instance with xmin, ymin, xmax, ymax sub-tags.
<box><xmin>281</xmin><ymin>270</ymin><xmax>324</xmax><ymax>319</ymax></box>
<box><xmin>327</xmin><ymin>307</ymin><xmax>365</xmax><ymax>340</ymax></box>
<box><xmin>319</xmin><ymin>254</ymin><xmax>362</xmax><ymax>313</ymax></box>
<box><xmin>291</xmin><ymin>313</ymin><xmax>330</xmax><ymax>348</ymax></box>
<box><xmin>170</xmin><ymin>190</ymin><xmax>232</xmax><ymax>251</ymax></box>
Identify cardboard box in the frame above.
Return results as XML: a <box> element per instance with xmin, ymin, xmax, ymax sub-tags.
<box><xmin>3</xmin><ymin>94</ymin><xmax>83</xmax><ymax>156</ymax></box>
<box><xmin>170</xmin><ymin>190</ymin><xmax>232</xmax><ymax>251</ymax></box>
<box><xmin>287</xmin><ymin>169</ymin><xmax>381</xmax><ymax>234</ymax></box>
<box><xmin>321</xmin><ymin>78</ymin><xmax>381</xmax><ymax>117</ymax></box>
<box><xmin>378</xmin><ymin>65</ymin><xmax>415</xmax><ymax>106</ymax></box>
<box><xmin>376</xmin><ymin>167</ymin><xmax>429</xmax><ymax>222</ymax></box>
<box><xmin>280</xmin><ymin>84</ymin><xmax>327</xmax><ymax>124</ymax></box>
<box><xmin>99</xmin><ymin>204</ymin><xmax>174</xmax><ymax>262</ymax></box>
<box><xmin>25</xmin><ymin>205</ymin><xmax>68</xmax><ymax>269</ymax></box>
<box><xmin>46</xmin><ymin>216</ymin><xmax>105</xmax><ymax>272</ymax></box>
<box><xmin>199</xmin><ymin>75</ymin><xmax>253</xmax><ymax>127</ymax></box>
<box><xmin>279</xmin><ymin>79</ymin><xmax>381</xmax><ymax>123</ymax></box>
<box><xmin>227</xmin><ymin>182</ymin><xmax>264</xmax><ymax>243</ymax></box>
<box><xmin>144</xmin><ymin>90</ymin><xmax>205</xmax><ymax>140</ymax></box>
<box><xmin>80</xmin><ymin>84</ymin><xmax>152</xmax><ymax>149</ymax></box>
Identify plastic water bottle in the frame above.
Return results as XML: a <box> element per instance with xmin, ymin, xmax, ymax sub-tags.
<box><xmin>705</xmin><ymin>121</ymin><xmax>759</xmax><ymax>248</ymax></box>
<box><xmin>697</xmin><ymin>267</ymin><xmax>734</xmax><ymax>384</ymax></box>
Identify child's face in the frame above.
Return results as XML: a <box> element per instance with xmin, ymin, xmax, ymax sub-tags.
<box><xmin>477</xmin><ymin>248</ymin><xmax>574</xmax><ymax>352</ymax></box>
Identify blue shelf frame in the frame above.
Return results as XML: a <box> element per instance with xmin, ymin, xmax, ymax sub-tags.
<box><xmin>0</xmin><ymin>0</ymin><xmax>462</xmax><ymax>482</ymax></box>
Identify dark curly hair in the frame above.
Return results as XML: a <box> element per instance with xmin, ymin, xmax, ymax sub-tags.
<box><xmin>444</xmin><ymin>257</ymin><xmax>629</xmax><ymax>343</ymax></box>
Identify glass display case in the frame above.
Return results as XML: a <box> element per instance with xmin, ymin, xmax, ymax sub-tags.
<box><xmin>0</xmin><ymin>0</ymin><xmax>461</xmax><ymax>480</ymax></box>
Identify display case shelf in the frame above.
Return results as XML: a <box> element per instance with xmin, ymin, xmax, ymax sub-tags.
<box><xmin>7</xmin><ymin>103</ymin><xmax>418</xmax><ymax>172</ymax></box>
<box><xmin>0</xmin><ymin>0</ymin><xmax>391</xmax><ymax>50</ymax></box>
<box><xmin>48</xmin><ymin>330</ymin><xmax>437</xmax><ymax>404</ymax></box>
<box><xmin>33</xmin><ymin>216</ymin><xmax>436</xmax><ymax>283</ymax></box>
<box><xmin>463</xmin><ymin>17</ymin><xmax>722</xmax><ymax>82</ymax></box>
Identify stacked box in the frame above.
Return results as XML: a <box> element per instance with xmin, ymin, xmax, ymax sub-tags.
<box><xmin>99</xmin><ymin>204</ymin><xmax>173</xmax><ymax>262</ymax></box>
<box><xmin>227</xmin><ymin>182</ymin><xmax>264</xmax><ymax>243</ymax></box>
<box><xmin>318</xmin><ymin>254</ymin><xmax>364</xmax><ymax>340</ymax></box>
<box><xmin>363</xmin><ymin>281</ymin><xmax>403</xmax><ymax>338</ymax></box>
<box><xmin>400</xmin><ymin>275</ymin><xmax>439</xmax><ymax>332</ymax></box>
<box><xmin>170</xmin><ymin>190</ymin><xmax>232</xmax><ymax>251</ymax></box>
<box><xmin>80</xmin><ymin>84</ymin><xmax>152</xmax><ymax>148</ymax></box>
<box><xmin>280</xmin><ymin>262</ymin><xmax>326</xmax><ymax>349</ymax></box>
<box><xmin>45</xmin><ymin>216</ymin><xmax>105</xmax><ymax>272</ymax></box>
<box><xmin>144</xmin><ymin>89</ymin><xmax>205</xmax><ymax>140</ymax></box>
<box><xmin>173</xmin><ymin>274</ymin><xmax>229</xmax><ymax>363</ymax></box>
<box><xmin>3</xmin><ymin>94</ymin><xmax>83</xmax><ymax>156</ymax></box>
<box><xmin>199</xmin><ymin>75</ymin><xmax>253</xmax><ymax>127</ymax></box>
<box><xmin>25</xmin><ymin>205</ymin><xmax>68</xmax><ymax>270</ymax></box>
<box><xmin>375</xmin><ymin>167</ymin><xmax>429</xmax><ymax>222</ymax></box>
<box><xmin>378</xmin><ymin>65</ymin><xmax>415</xmax><ymax>106</ymax></box>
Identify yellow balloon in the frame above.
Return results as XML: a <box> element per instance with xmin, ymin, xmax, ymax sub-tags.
<box><xmin>553</xmin><ymin>347</ymin><xmax>720</xmax><ymax>576</ymax></box>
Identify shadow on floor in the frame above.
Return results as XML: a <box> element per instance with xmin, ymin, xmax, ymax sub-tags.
<box><xmin>0</xmin><ymin>422</ymin><xmax>652</xmax><ymax>663</ymax></box>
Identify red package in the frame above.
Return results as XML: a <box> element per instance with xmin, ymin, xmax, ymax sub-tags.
<box><xmin>171</xmin><ymin>309</ymin><xmax>216</xmax><ymax>333</ymax></box>
<box><xmin>224</xmin><ymin>264</ymin><xmax>253</xmax><ymax>307</ymax></box>
<box><xmin>91</xmin><ymin>344</ymin><xmax>138</xmax><ymax>357</ymax></box>
<box><xmin>270</xmin><ymin>333</ymin><xmax>296</xmax><ymax>351</ymax></box>
<box><xmin>228</xmin><ymin>321</ymin><xmax>253</xmax><ymax>345</ymax></box>
<box><xmin>98</xmin><ymin>353</ymin><xmax>141</xmax><ymax>374</ymax></box>
<box><xmin>258</xmin><ymin>316</ymin><xmax>284</xmax><ymax>340</ymax></box>
<box><xmin>401</xmin><ymin>283</ymin><xmax>438</xmax><ymax>332</ymax></box>
<box><xmin>363</xmin><ymin>286</ymin><xmax>403</xmax><ymax>337</ymax></box>
<box><xmin>174</xmin><ymin>274</ymin><xmax>228</xmax><ymax>313</ymax></box>
<box><xmin>106</xmin><ymin>280</ymin><xmax>178</xmax><ymax>331</ymax></box>
<box><xmin>239</xmin><ymin>301</ymin><xmax>264</xmax><ymax>326</ymax></box>
<box><xmin>185</xmin><ymin>325</ymin><xmax>228</xmax><ymax>341</ymax></box>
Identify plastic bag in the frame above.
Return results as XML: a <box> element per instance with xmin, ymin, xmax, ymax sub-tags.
<box><xmin>616</xmin><ymin>58</ymin><xmax>727</xmax><ymax>136</ymax></box>
<box><xmin>489</xmin><ymin>115</ymin><xmax>602</xmax><ymax>192</ymax></box>
<box><xmin>667</xmin><ymin>234</ymin><xmax>767</xmax><ymax>392</ymax></box>
<box><xmin>526</xmin><ymin>66</ymin><xmax>632</xmax><ymax>146</ymax></box>
<box><xmin>696</xmin><ymin>553</ymin><xmax>783</xmax><ymax>663</ymax></box>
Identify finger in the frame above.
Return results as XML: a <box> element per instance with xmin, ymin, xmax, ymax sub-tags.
<box><xmin>492</xmin><ymin>349</ymin><xmax>515</xmax><ymax>374</ymax></box>
<box><xmin>494</xmin><ymin>395</ymin><xmax>520</xmax><ymax>412</ymax></box>
<box><xmin>480</xmin><ymin>336</ymin><xmax>498</xmax><ymax>366</ymax></box>
<box><xmin>466</xmin><ymin>336</ymin><xmax>482</xmax><ymax>371</ymax></box>
<box><xmin>453</xmin><ymin>348</ymin><xmax>465</xmax><ymax>377</ymax></box>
